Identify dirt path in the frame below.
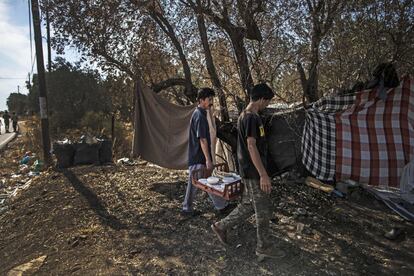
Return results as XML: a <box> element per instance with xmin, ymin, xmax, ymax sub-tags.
<box><xmin>0</xmin><ymin>151</ymin><xmax>413</xmax><ymax>275</ymax></box>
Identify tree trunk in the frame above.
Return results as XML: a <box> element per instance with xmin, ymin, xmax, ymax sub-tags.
<box><xmin>297</xmin><ymin>22</ymin><xmax>322</xmax><ymax>104</ymax></box>
<box><xmin>229</xmin><ymin>29</ymin><xmax>254</xmax><ymax>103</ymax></box>
<box><xmin>196</xmin><ymin>11</ymin><xmax>229</xmax><ymax>121</ymax></box>
<box><xmin>195</xmin><ymin>3</ymin><xmax>255</xmax><ymax>106</ymax></box>
<box><xmin>150</xmin><ymin>12</ymin><xmax>196</xmax><ymax>102</ymax></box>
<box><xmin>132</xmin><ymin>80</ymin><xmax>140</xmax><ymax>158</ymax></box>
<box><xmin>307</xmin><ymin>33</ymin><xmax>321</xmax><ymax>102</ymax></box>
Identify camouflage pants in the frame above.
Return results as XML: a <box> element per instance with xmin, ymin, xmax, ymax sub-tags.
<box><xmin>216</xmin><ymin>178</ymin><xmax>271</xmax><ymax>250</ymax></box>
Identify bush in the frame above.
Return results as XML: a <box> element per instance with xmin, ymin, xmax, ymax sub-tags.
<box><xmin>24</xmin><ymin>116</ymin><xmax>43</xmax><ymax>158</ymax></box>
<box><xmin>80</xmin><ymin>111</ymin><xmax>109</xmax><ymax>133</ymax></box>
<box><xmin>79</xmin><ymin>111</ymin><xmax>132</xmax><ymax>159</ymax></box>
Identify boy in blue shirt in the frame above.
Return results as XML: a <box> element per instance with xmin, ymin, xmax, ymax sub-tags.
<box><xmin>182</xmin><ymin>88</ymin><xmax>228</xmax><ymax>216</ymax></box>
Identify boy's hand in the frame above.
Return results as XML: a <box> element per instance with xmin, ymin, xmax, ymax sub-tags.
<box><xmin>206</xmin><ymin>159</ymin><xmax>213</xmax><ymax>171</ymax></box>
<box><xmin>260</xmin><ymin>175</ymin><xmax>272</xmax><ymax>194</ymax></box>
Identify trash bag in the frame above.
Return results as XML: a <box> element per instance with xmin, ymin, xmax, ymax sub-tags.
<box><xmin>73</xmin><ymin>142</ymin><xmax>100</xmax><ymax>165</ymax></box>
<box><xmin>98</xmin><ymin>139</ymin><xmax>113</xmax><ymax>164</ymax></box>
<box><xmin>53</xmin><ymin>142</ymin><xmax>75</xmax><ymax>168</ymax></box>
<box><xmin>20</xmin><ymin>155</ymin><xmax>31</xmax><ymax>165</ymax></box>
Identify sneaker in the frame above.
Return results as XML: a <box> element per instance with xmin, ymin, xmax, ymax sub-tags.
<box><xmin>256</xmin><ymin>246</ymin><xmax>286</xmax><ymax>261</ymax></box>
<box><xmin>211</xmin><ymin>223</ymin><xmax>227</xmax><ymax>246</ymax></box>
<box><xmin>180</xmin><ymin>209</ymin><xmax>202</xmax><ymax>217</ymax></box>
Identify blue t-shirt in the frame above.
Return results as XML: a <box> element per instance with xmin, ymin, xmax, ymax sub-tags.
<box><xmin>188</xmin><ymin>107</ymin><xmax>211</xmax><ymax>166</ymax></box>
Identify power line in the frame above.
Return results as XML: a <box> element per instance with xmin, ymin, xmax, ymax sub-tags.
<box><xmin>28</xmin><ymin>0</ymin><xmax>33</xmax><ymax>66</ymax></box>
<box><xmin>0</xmin><ymin>77</ymin><xmax>27</xmax><ymax>80</ymax></box>
<box><xmin>30</xmin><ymin>51</ymin><xmax>36</xmax><ymax>75</ymax></box>
<box><xmin>27</xmin><ymin>0</ymin><xmax>36</xmax><ymax>84</ymax></box>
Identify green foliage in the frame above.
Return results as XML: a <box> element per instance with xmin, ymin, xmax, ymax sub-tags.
<box><xmin>27</xmin><ymin>57</ymin><xmax>111</xmax><ymax>134</ymax></box>
<box><xmin>6</xmin><ymin>93</ymin><xmax>28</xmax><ymax>115</ymax></box>
<box><xmin>43</xmin><ymin>0</ymin><xmax>414</xmax><ymax>106</ymax></box>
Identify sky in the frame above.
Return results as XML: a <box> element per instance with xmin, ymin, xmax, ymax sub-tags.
<box><xmin>0</xmin><ymin>0</ymin><xmax>80</xmax><ymax>111</ymax></box>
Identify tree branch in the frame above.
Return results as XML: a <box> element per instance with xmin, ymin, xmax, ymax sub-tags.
<box><xmin>152</xmin><ymin>78</ymin><xmax>195</xmax><ymax>93</ymax></box>
<box><xmin>93</xmin><ymin>48</ymin><xmax>135</xmax><ymax>79</ymax></box>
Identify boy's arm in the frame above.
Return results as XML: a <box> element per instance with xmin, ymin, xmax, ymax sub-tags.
<box><xmin>247</xmin><ymin>137</ymin><xmax>271</xmax><ymax>194</ymax></box>
<box><xmin>200</xmin><ymin>138</ymin><xmax>213</xmax><ymax>170</ymax></box>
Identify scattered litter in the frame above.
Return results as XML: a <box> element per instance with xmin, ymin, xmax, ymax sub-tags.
<box><xmin>147</xmin><ymin>163</ymin><xmax>162</xmax><ymax>169</ymax></box>
<box><xmin>384</xmin><ymin>227</ymin><xmax>404</xmax><ymax>241</ymax></box>
<box><xmin>280</xmin><ymin>217</ymin><xmax>290</xmax><ymax>224</ymax></box>
<box><xmin>7</xmin><ymin>255</ymin><xmax>47</xmax><ymax>275</ymax></box>
<box><xmin>336</xmin><ymin>180</ymin><xmax>360</xmax><ymax>195</ymax></box>
<box><xmin>58</xmin><ymin>138</ymin><xmax>71</xmax><ymax>144</ymax></box>
<box><xmin>32</xmin><ymin>160</ymin><xmax>43</xmax><ymax>173</ymax></box>
<box><xmin>331</xmin><ymin>189</ymin><xmax>345</xmax><ymax>198</ymax></box>
<box><xmin>10</xmin><ymin>187</ymin><xmax>19</xmax><ymax>197</ymax></box>
<box><xmin>28</xmin><ymin>171</ymin><xmax>40</xmax><ymax>177</ymax></box>
<box><xmin>19</xmin><ymin>165</ymin><xmax>30</xmax><ymax>174</ymax></box>
<box><xmin>0</xmin><ymin>206</ymin><xmax>8</xmax><ymax>214</ymax></box>
<box><xmin>117</xmin><ymin>158</ymin><xmax>136</xmax><ymax>166</ymax></box>
<box><xmin>400</xmin><ymin>161</ymin><xmax>414</xmax><ymax>204</ymax></box>
<box><xmin>296</xmin><ymin>223</ymin><xmax>305</xmax><ymax>233</ymax></box>
<box><xmin>137</xmin><ymin>160</ymin><xmax>148</xmax><ymax>166</ymax></box>
<box><xmin>296</xmin><ymin>208</ymin><xmax>307</xmax><ymax>216</ymax></box>
<box><xmin>366</xmin><ymin>187</ymin><xmax>414</xmax><ymax>222</ymax></box>
<box><xmin>305</xmin><ymin>177</ymin><xmax>334</xmax><ymax>193</ymax></box>
<box><xmin>20</xmin><ymin>155</ymin><xmax>31</xmax><ymax>165</ymax></box>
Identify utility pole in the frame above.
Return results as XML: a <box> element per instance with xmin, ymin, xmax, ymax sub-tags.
<box><xmin>31</xmin><ymin>0</ymin><xmax>52</xmax><ymax>165</ymax></box>
<box><xmin>46</xmin><ymin>1</ymin><xmax>52</xmax><ymax>72</ymax></box>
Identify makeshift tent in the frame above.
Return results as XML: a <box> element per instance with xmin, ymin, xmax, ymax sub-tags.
<box><xmin>134</xmin><ymin>82</ymin><xmax>217</xmax><ymax>170</ymax></box>
<box><xmin>302</xmin><ymin>75</ymin><xmax>414</xmax><ymax>188</ymax></box>
<box><xmin>302</xmin><ymin>75</ymin><xmax>414</xmax><ymax>221</ymax></box>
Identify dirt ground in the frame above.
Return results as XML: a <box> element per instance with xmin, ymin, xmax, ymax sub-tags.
<box><xmin>0</xmin><ymin>135</ymin><xmax>413</xmax><ymax>275</ymax></box>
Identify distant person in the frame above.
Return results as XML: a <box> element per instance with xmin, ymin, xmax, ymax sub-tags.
<box><xmin>0</xmin><ymin>118</ymin><xmax>3</xmax><ymax>135</ymax></box>
<box><xmin>11</xmin><ymin>112</ymin><xmax>19</xmax><ymax>133</ymax></box>
<box><xmin>2</xmin><ymin>111</ymin><xmax>10</xmax><ymax>133</ymax></box>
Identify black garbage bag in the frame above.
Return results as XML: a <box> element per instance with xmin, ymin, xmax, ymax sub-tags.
<box><xmin>98</xmin><ymin>139</ymin><xmax>113</xmax><ymax>164</ymax></box>
<box><xmin>73</xmin><ymin>142</ymin><xmax>100</xmax><ymax>165</ymax></box>
<box><xmin>53</xmin><ymin>142</ymin><xmax>75</xmax><ymax>168</ymax></box>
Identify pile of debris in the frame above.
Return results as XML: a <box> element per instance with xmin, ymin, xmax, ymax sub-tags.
<box><xmin>0</xmin><ymin>151</ymin><xmax>44</xmax><ymax>214</ymax></box>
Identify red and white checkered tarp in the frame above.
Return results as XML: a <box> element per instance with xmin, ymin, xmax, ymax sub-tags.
<box><xmin>336</xmin><ymin>76</ymin><xmax>414</xmax><ymax>188</ymax></box>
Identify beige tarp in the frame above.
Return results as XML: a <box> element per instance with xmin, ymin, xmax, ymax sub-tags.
<box><xmin>134</xmin><ymin>81</ymin><xmax>217</xmax><ymax>170</ymax></box>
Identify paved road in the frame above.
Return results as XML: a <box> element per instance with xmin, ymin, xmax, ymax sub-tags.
<box><xmin>0</xmin><ymin>118</ymin><xmax>15</xmax><ymax>146</ymax></box>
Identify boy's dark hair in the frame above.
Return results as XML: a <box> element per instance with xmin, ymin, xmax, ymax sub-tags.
<box><xmin>197</xmin><ymin>87</ymin><xmax>216</xmax><ymax>100</ymax></box>
<box><xmin>250</xmin><ymin>83</ymin><xmax>275</xmax><ymax>101</ymax></box>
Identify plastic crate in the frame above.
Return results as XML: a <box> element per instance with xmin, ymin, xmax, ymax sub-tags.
<box><xmin>191</xmin><ymin>163</ymin><xmax>243</xmax><ymax>200</ymax></box>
